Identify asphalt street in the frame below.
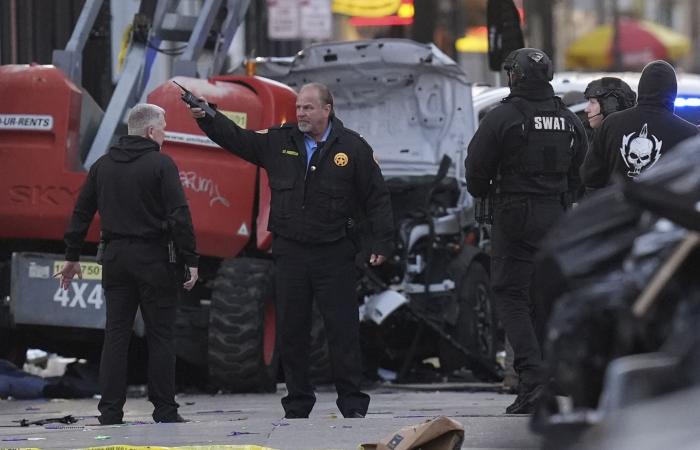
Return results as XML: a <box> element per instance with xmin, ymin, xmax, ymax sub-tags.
<box><xmin>0</xmin><ymin>383</ymin><xmax>541</xmax><ymax>449</ymax></box>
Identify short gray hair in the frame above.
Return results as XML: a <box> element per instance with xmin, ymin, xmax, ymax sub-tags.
<box><xmin>127</xmin><ymin>103</ymin><xmax>165</xmax><ymax>136</ymax></box>
<box><xmin>300</xmin><ymin>82</ymin><xmax>334</xmax><ymax>115</ymax></box>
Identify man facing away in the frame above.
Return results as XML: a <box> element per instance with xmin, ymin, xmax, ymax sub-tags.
<box><xmin>465</xmin><ymin>48</ymin><xmax>588</xmax><ymax>414</ymax></box>
<box><xmin>56</xmin><ymin>103</ymin><xmax>199</xmax><ymax>424</ymax></box>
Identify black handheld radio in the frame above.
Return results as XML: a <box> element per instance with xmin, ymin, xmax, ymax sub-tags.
<box><xmin>172</xmin><ymin>81</ymin><xmax>216</xmax><ymax>118</ymax></box>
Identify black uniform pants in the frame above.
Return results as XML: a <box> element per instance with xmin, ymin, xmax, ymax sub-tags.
<box><xmin>490</xmin><ymin>194</ymin><xmax>565</xmax><ymax>388</ymax></box>
<box><xmin>273</xmin><ymin>236</ymin><xmax>369</xmax><ymax>418</ymax></box>
<box><xmin>98</xmin><ymin>240</ymin><xmax>179</xmax><ymax>423</ymax></box>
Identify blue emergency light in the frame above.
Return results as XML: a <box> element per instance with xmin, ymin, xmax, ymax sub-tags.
<box><xmin>675</xmin><ymin>97</ymin><xmax>700</xmax><ymax>108</ymax></box>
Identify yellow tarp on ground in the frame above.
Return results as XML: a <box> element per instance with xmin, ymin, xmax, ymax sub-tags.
<box><xmin>84</xmin><ymin>446</ymin><xmax>278</xmax><ymax>450</ymax></box>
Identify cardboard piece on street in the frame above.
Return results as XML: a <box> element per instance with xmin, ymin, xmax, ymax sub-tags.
<box><xmin>361</xmin><ymin>416</ymin><xmax>464</xmax><ymax>450</ymax></box>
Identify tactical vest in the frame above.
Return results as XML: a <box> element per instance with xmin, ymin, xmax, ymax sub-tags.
<box><xmin>499</xmin><ymin>97</ymin><xmax>576</xmax><ymax>177</ymax></box>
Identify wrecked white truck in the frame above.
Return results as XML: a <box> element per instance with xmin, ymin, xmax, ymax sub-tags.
<box><xmin>275</xmin><ymin>39</ymin><xmax>503</xmax><ymax>383</ymax></box>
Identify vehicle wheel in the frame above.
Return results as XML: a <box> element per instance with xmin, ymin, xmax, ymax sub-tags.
<box><xmin>439</xmin><ymin>263</ymin><xmax>501</xmax><ymax>380</ymax></box>
<box><xmin>208</xmin><ymin>257</ymin><xmax>278</xmax><ymax>392</ymax></box>
<box><xmin>309</xmin><ymin>302</ymin><xmax>333</xmax><ymax>385</ymax></box>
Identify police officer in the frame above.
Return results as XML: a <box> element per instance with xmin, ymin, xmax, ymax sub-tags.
<box><xmin>56</xmin><ymin>104</ymin><xmax>199</xmax><ymax>424</ymax></box>
<box><xmin>188</xmin><ymin>82</ymin><xmax>393</xmax><ymax>419</ymax></box>
<box><xmin>465</xmin><ymin>48</ymin><xmax>587</xmax><ymax>414</ymax></box>
<box><xmin>583</xmin><ymin>77</ymin><xmax>636</xmax><ymax>130</ymax></box>
<box><xmin>581</xmin><ymin>60</ymin><xmax>698</xmax><ymax>190</ymax></box>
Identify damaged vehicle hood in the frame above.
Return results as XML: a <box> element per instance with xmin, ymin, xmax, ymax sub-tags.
<box><xmin>278</xmin><ymin>39</ymin><xmax>475</xmax><ymax>179</ymax></box>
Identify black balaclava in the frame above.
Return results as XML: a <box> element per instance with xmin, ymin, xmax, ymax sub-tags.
<box><xmin>637</xmin><ymin>60</ymin><xmax>678</xmax><ymax>112</ymax></box>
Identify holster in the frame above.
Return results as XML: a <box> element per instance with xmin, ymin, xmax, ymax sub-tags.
<box><xmin>167</xmin><ymin>240</ymin><xmax>177</xmax><ymax>263</ymax></box>
<box><xmin>474</xmin><ymin>195</ymin><xmax>493</xmax><ymax>224</ymax></box>
<box><xmin>96</xmin><ymin>234</ymin><xmax>106</xmax><ymax>265</ymax></box>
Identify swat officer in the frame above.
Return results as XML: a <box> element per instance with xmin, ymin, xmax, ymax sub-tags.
<box><xmin>56</xmin><ymin>104</ymin><xmax>199</xmax><ymax>424</ymax></box>
<box><xmin>465</xmin><ymin>48</ymin><xmax>587</xmax><ymax>414</ymax></box>
<box><xmin>583</xmin><ymin>77</ymin><xmax>636</xmax><ymax>131</ymax></box>
<box><xmin>581</xmin><ymin>60</ymin><xmax>698</xmax><ymax>190</ymax></box>
<box><xmin>188</xmin><ymin>82</ymin><xmax>393</xmax><ymax>419</ymax></box>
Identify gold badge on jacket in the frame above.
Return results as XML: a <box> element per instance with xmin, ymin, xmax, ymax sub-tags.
<box><xmin>334</xmin><ymin>152</ymin><xmax>349</xmax><ymax>167</ymax></box>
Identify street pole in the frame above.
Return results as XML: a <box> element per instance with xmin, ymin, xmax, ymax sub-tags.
<box><xmin>596</xmin><ymin>0</ymin><xmax>606</xmax><ymax>25</ymax></box>
<box><xmin>523</xmin><ymin>0</ymin><xmax>554</xmax><ymax>60</ymax></box>
<box><xmin>450</xmin><ymin>0</ymin><xmax>463</xmax><ymax>59</ymax></box>
<box><xmin>659</xmin><ymin>0</ymin><xmax>673</xmax><ymax>27</ymax></box>
<box><xmin>691</xmin><ymin>0</ymin><xmax>700</xmax><ymax>73</ymax></box>
<box><xmin>412</xmin><ymin>0</ymin><xmax>437</xmax><ymax>44</ymax></box>
<box><xmin>612</xmin><ymin>0</ymin><xmax>622</xmax><ymax>71</ymax></box>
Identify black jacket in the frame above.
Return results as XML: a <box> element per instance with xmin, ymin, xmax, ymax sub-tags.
<box><xmin>581</xmin><ymin>61</ymin><xmax>699</xmax><ymax>189</ymax></box>
<box><xmin>196</xmin><ymin>112</ymin><xmax>394</xmax><ymax>256</ymax></box>
<box><xmin>64</xmin><ymin>135</ymin><xmax>199</xmax><ymax>267</ymax></box>
<box><xmin>465</xmin><ymin>82</ymin><xmax>588</xmax><ymax>198</ymax></box>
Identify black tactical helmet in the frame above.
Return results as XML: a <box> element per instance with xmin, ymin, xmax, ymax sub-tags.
<box><xmin>584</xmin><ymin>77</ymin><xmax>636</xmax><ymax>117</ymax></box>
<box><xmin>503</xmin><ymin>48</ymin><xmax>554</xmax><ymax>86</ymax></box>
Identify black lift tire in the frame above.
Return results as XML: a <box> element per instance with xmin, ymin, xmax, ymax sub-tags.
<box><xmin>439</xmin><ymin>262</ymin><xmax>501</xmax><ymax>380</ymax></box>
<box><xmin>208</xmin><ymin>257</ymin><xmax>278</xmax><ymax>393</ymax></box>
